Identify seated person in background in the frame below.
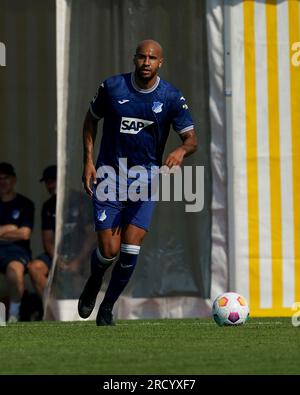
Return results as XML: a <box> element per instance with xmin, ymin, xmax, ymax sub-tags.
<box><xmin>0</xmin><ymin>162</ymin><xmax>34</xmax><ymax>322</ymax></box>
<box><xmin>54</xmin><ymin>188</ymin><xmax>97</xmax><ymax>299</ymax></box>
<box><xmin>27</xmin><ymin>165</ymin><xmax>56</xmax><ymax>308</ymax></box>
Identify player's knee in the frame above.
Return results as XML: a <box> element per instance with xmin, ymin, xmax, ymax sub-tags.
<box><xmin>28</xmin><ymin>260</ymin><xmax>40</xmax><ymax>273</ymax></box>
<box><xmin>122</xmin><ymin>233</ymin><xmax>145</xmax><ymax>246</ymax></box>
<box><xmin>122</xmin><ymin>225</ymin><xmax>147</xmax><ymax>245</ymax></box>
<box><xmin>6</xmin><ymin>261</ymin><xmax>25</xmax><ymax>277</ymax></box>
<box><xmin>28</xmin><ymin>260</ymin><xmax>48</xmax><ymax>276</ymax></box>
<box><xmin>99</xmin><ymin>245</ymin><xmax>119</xmax><ymax>259</ymax></box>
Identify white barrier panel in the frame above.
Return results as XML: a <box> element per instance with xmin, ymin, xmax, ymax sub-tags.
<box><xmin>230</xmin><ymin>0</ymin><xmax>300</xmax><ymax>316</ymax></box>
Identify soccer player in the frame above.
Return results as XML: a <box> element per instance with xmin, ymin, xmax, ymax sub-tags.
<box><xmin>27</xmin><ymin>165</ymin><xmax>57</xmax><ymax>316</ymax></box>
<box><xmin>0</xmin><ymin>162</ymin><xmax>35</xmax><ymax>322</ymax></box>
<box><xmin>78</xmin><ymin>39</ymin><xmax>197</xmax><ymax>326</ymax></box>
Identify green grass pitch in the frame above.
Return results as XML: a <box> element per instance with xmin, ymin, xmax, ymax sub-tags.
<box><xmin>0</xmin><ymin>317</ymin><xmax>299</xmax><ymax>375</ymax></box>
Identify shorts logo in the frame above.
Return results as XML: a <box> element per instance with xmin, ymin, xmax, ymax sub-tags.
<box><xmin>120</xmin><ymin>117</ymin><xmax>154</xmax><ymax>134</ymax></box>
<box><xmin>152</xmin><ymin>101</ymin><xmax>163</xmax><ymax>113</ymax></box>
<box><xmin>98</xmin><ymin>210</ymin><xmax>107</xmax><ymax>222</ymax></box>
<box><xmin>18</xmin><ymin>256</ymin><xmax>27</xmax><ymax>265</ymax></box>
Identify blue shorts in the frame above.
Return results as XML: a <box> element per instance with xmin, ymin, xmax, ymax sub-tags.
<box><xmin>0</xmin><ymin>244</ymin><xmax>31</xmax><ymax>274</ymax></box>
<box><xmin>92</xmin><ymin>195</ymin><xmax>156</xmax><ymax>232</ymax></box>
<box><xmin>35</xmin><ymin>252</ymin><xmax>53</xmax><ymax>270</ymax></box>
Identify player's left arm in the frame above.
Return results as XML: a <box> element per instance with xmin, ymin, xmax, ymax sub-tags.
<box><xmin>164</xmin><ymin>129</ymin><xmax>197</xmax><ymax>169</ymax></box>
<box><xmin>0</xmin><ymin>224</ymin><xmax>18</xmax><ymax>236</ymax></box>
<box><xmin>164</xmin><ymin>91</ymin><xmax>197</xmax><ymax>169</ymax></box>
<box><xmin>0</xmin><ymin>201</ymin><xmax>35</xmax><ymax>241</ymax></box>
<box><xmin>0</xmin><ymin>226</ymin><xmax>32</xmax><ymax>241</ymax></box>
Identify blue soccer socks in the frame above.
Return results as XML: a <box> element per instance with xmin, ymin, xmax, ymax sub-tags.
<box><xmin>78</xmin><ymin>248</ymin><xmax>118</xmax><ymax>319</ymax></box>
<box><xmin>101</xmin><ymin>244</ymin><xmax>140</xmax><ymax>308</ymax></box>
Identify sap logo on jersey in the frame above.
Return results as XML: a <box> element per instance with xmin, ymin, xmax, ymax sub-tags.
<box><xmin>120</xmin><ymin>117</ymin><xmax>154</xmax><ymax>134</ymax></box>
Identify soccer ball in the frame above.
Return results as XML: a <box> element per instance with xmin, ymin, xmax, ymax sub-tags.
<box><xmin>212</xmin><ymin>292</ymin><xmax>250</xmax><ymax>326</ymax></box>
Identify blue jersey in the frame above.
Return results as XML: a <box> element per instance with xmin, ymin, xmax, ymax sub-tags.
<box><xmin>89</xmin><ymin>73</ymin><xmax>194</xmax><ymax>170</ymax></box>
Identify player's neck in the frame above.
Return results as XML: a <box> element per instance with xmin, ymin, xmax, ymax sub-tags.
<box><xmin>0</xmin><ymin>191</ymin><xmax>16</xmax><ymax>202</ymax></box>
<box><xmin>134</xmin><ymin>72</ymin><xmax>158</xmax><ymax>90</ymax></box>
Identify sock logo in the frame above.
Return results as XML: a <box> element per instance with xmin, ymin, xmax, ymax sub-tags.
<box><xmin>120</xmin><ymin>263</ymin><xmax>133</xmax><ymax>268</ymax></box>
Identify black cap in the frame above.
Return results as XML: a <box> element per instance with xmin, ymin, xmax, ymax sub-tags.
<box><xmin>0</xmin><ymin>162</ymin><xmax>16</xmax><ymax>176</ymax></box>
<box><xmin>40</xmin><ymin>165</ymin><xmax>57</xmax><ymax>182</ymax></box>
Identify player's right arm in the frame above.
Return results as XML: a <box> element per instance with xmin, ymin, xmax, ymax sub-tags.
<box><xmin>82</xmin><ymin>82</ymin><xmax>106</xmax><ymax>196</ymax></box>
<box><xmin>82</xmin><ymin>110</ymin><xmax>98</xmax><ymax>196</ymax></box>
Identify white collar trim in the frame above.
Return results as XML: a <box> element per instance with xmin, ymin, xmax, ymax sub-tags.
<box><xmin>131</xmin><ymin>72</ymin><xmax>160</xmax><ymax>93</ymax></box>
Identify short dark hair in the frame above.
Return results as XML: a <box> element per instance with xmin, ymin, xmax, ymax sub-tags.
<box><xmin>0</xmin><ymin>162</ymin><xmax>16</xmax><ymax>176</ymax></box>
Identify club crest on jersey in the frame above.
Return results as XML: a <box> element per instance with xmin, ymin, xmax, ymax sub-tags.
<box><xmin>120</xmin><ymin>117</ymin><xmax>154</xmax><ymax>134</ymax></box>
<box><xmin>12</xmin><ymin>210</ymin><xmax>20</xmax><ymax>220</ymax></box>
<box><xmin>152</xmin><ymin>101</ymin><xmax>163</xmax><ymax>113</ymax></box>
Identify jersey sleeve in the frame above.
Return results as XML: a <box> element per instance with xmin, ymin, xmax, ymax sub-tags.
<box><xmin>89</xmin><ymin>82</ymin><xmax>107</xmax><ymax>120</ymax></box>
<box><xmin>19</xmin><ymin>200</ymin><xmax>34</xmax><ymax>229</ymax></box>
<box><xmin>171</xmin><ymin>92</ymin><xmax>194</xmax><ymax>134</ymax></box>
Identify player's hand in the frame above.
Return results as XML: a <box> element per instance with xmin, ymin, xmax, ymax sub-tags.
<box><xmin>163</xmin><ymin>147</ymin><xmax>186</xmax><ymax>174</ymax></box>
<box><xmin>82</xmin><ymin>161</ymin><xmax>97</xmax><ymax>196</ymax></box>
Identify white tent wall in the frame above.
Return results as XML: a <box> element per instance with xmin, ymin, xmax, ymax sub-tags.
<box><xmin>206</xmin><ymin>0</ymin><xmax>228</xmax><ymax>302</ymax></box>
<box><xmin>44</xmin><ymin>0</ymin><xmax>229</xmax><ymax>321</ymax></box>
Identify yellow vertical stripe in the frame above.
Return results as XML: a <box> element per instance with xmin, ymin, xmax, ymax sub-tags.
<box><xmin>266</xmin><ymin>0</ymin><xmax>282</xmax><ymax>308</ymax></box>
<box><xmin>244</xmin><ymin>1</ymin><xmax>260</xmax><ymax>310</ymax></box>
<box><xmin>289</xmin><ymin>1</ymin><xmax>300</xmax><ymax>302</ymax></box>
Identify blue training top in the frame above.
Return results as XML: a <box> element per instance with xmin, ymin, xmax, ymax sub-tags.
<box><xmin>89</xmin><ymin>72</ymin><xmax>194</xmax><ymax>170</ymax></box>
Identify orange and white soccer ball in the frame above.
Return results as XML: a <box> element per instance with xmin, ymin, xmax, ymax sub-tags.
<box><xmin>212</xmin><ymin>292</ymin><xmax>250</xmax><ymax>326</ymax></box>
